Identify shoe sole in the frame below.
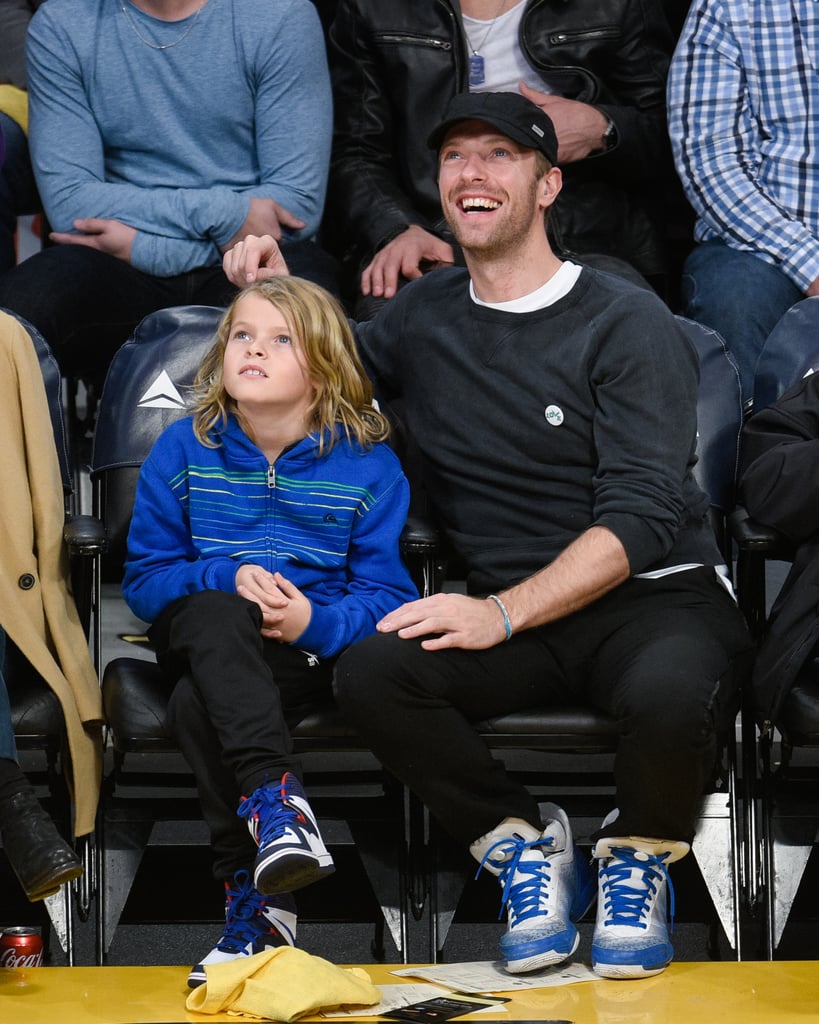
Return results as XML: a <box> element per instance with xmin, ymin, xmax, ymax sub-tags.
<box><xmin>26</xmin><ymin>861</ymin><xmax>83</xmax><ymax>902</ymax></box>
<box><xmin>503</xmin><ymin>928</ymin><xmax>580</xmax><ymax>974</ymax></box>
<box><xmin>591</xmin><ymin>941</ymin><xmax>673</xmax><ymax>980</ymax></box>
<box><xmin>592</xmin><ymin>959</ymin><xmax>670</xmax><ymax>980</ymax></box>
<box><xmin>254</xmin><ymin>849</ymin><xmax>335</xmax><ymax>895</ymax></box>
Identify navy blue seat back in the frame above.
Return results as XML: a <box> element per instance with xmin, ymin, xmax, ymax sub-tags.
<box><xmin>1</xmin><ymin>307</ymin><xmax>71</xmax><ymax>496</ymax></box>
<box><xmin>90</xmin><ymin>305</ymin><xmax>224</xmax><ymax>575</ymax></box>
<box><xmin>753</xmin><ymin>297</ymin><xmax>819</xmax><ymax>413</ymax></box>
<box><xmin>677</xmin><ymin>315</ymin><xmax>743</xmax><ymax>516</ymax></box>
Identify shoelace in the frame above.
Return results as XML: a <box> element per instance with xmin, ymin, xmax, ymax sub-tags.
<box><xmin>217</xmin><ymin>870</ymin><xmax>278</xmax><ymax>952</ymax></box>
<box><xmin>237</xmin><ymin>777</ymin><xmax>305</xmax><ymax>848</ymax></box>
<box><xmin>475</xmin><ymin>834</ymin><xmax>556</xmax><ymax>923</ymax></box>
<box><xmin>599</xmin><ymin>846</ymin><xmax>675</xmax><ymax>931</ymax></box>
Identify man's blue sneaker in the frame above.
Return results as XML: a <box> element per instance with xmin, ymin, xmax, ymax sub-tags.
<box><xmin>472</xmin><ymin>803</ymin><xmax>596</xmax><ymax>974</ymax></box>
<box><xmin>187</xmin><ymin>869</ymin><xmax>296</xmax><ymax>989</ymax></box>
<box><xmin>591</xmin><ymin>838</ymin><xmax>688</xmax><ymax>979</ymax></box>
<box><xmin>238</xmin><ymin>772</ymin><xmax>335</xmax><ymax>895</ymax></box>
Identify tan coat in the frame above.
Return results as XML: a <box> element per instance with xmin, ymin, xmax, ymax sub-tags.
<box><xmin>0</xmin><ymin>312</ymin><xmax>103</xmax><ymax>836</ymax></box>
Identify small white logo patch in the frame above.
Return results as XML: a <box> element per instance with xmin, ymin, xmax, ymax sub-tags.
<box><xmin>544</xmin><ymin>404</ymin><xmax>564</xmax><ymax>427</ymax></box>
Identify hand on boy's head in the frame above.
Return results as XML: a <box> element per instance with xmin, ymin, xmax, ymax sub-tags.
<box><xmin>222</xmin><ymin>233</ymin><xmax>290</xmax><ymax>286</ymax></box>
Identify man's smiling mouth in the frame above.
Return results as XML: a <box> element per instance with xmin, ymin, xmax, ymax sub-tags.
<box><xmin>459</xmin><ymin>197</ymin><xmax>502</xmax><ymax>212</ymax></box>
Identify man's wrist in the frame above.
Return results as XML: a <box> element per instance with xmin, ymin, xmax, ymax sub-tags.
<box><xmin>488</xmin><ymin>594</ymin><xmax>513</xmax><ymax>642</ymax></box>
<box><xmin>599</xmin><ymin>115</ymin><xmax>617</xmax><ymax>152</ymax></box>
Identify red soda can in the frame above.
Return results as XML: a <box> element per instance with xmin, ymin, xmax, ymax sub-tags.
<box><xmin>0</xmin><ymin>927</ymin><xmax>44</xmax><ymax>968</ymax></box>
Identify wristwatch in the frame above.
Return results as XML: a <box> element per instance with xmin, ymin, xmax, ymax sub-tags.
<box><xmin>601</xmin><ymin>117</ymin><xmax>617</xmax><ymax>152</ymax></box>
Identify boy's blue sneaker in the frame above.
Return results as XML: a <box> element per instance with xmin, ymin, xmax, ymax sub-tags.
<box><xmin>238</xmin><ymin>772</ymin><xmax>335</xmax><ymax>895</ymax></box>
<box><xmin>472</xmin><ymin>803</ymin><xmax>596</xmax><ymax>974</ymax></box>
<box><xmin>187</xmin><ymin>869</ymin><xmax>296</xmax><ymax>989</ymax></box>
<box><xmin>591</xmin><ymin>838</ymin><xmax>688</xmax><ymax>979</ymax></box>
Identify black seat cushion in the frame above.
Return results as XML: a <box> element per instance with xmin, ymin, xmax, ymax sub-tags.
<box><xmin>779</xmin><ymin>659</ymin><xmax>819</xmax><ymax>746</ymax></box>
<box><xmin>7</xmin><ymin>646</ymin><xmax>66</xmax><ymax>740</ymax></box>
<box><xmin>103</xmin><ymin>657</ymin><xmax>619</xmax><ymax>757</ymax></box>
<box><xmin>102</xmin><ymin>657</ymin><xmax>361</xmax><ymax>754</ymax></box>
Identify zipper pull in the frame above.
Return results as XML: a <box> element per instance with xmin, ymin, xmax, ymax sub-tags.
<box><xmin>305</xmin><ymin>652</ymin><xmax>320</xmax><ymax>668</ymax></box>
<box><xmin>267</xmin><ymin>465</ymin><xmax>275</xmax><ymax>488</ymax></box>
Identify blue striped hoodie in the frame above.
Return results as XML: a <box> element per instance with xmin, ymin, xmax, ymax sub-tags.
<box><xmin>123</xmin><ymin>414</ymin><xmax>417</xmax><ymax>658</ymax></box>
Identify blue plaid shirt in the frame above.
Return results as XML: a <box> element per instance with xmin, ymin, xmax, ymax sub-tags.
<box><xmin>668</xmin><ymin>0</ymin><xmax>819</xmax><ymax>291</ymax></box>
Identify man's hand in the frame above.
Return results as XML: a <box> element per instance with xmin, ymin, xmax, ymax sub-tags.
<box><xmin>222</xmin><ymin>233</ymin><xmax>291</xmax><ymax>286</ymax></box>
<box><xmin>220</xmin><ymin>197</ymin><xmax>305</xmax><ymax>253</ymax></box>
<box><xmin>222</xmin><ymin>233</ymin><xmax>291</xmax><ymax>285</ymax></box>
<box><xmin>361</xmin><ymin>225</ymin><xmax>455</xmax><ymax>298</ymax></box>
<box><xmin>807</xmin><ymin>276</ymin><xmax>819</xmax><ymax>297</ymax></box>
<box><xmin>377</xmin><ymin>592</ymin><xmax>509</xmax><ymax>651</ymax></box>
<box><xmin>235</xmin><ymin>565</ymin><xmax>312</xmax><ymax>642</ymax></box>
<box><xmin>518</xmin><ymin>82</ymin><xmax>610</xmax><ymax>163</ymax></box>
<box><xmin>50</xmin><ymin>217</ymin><xmax>137</xmax><ymax>263</ymax></box>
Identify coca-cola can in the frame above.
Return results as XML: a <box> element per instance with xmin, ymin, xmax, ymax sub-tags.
<box><xmin>0</xmin><ymin>927</ymin><xmax>44</xmax><ymax>968</ymax></box>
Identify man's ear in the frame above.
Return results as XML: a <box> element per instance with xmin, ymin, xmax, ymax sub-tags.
<box><xmin>538</xmin><ymin>166</ymin><xmax>563</xmax><ymax>211</ymax></box>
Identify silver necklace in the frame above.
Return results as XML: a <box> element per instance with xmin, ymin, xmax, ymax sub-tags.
<box><xmin>463</xmin><ymin>0</ymin><xmax>512</xmax><ymax>87</ymax></box>
<box><xmin>119</xmin><ymin>0</ymin><xmax>206</xmax><ymax>51</ymax></box>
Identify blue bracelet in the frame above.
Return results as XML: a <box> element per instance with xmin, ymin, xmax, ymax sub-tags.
<box><xmin>488</xmin><ymin>594</ymin><xmax>513</xmax><ymax>642</ymax></box>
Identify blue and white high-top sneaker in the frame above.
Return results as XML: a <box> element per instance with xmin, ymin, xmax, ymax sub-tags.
<box><xmin>238</xmin><ymin>772</ymin><xmax>335</xmax><ymax>895</ymax></box>
<box><xmin>471</xmin><ymin>803</ymin><xmax>596</xmax><ymax>974</ymax></box>
<box><xmin>187</xmin><ymin>870</ymin><xmax>296</xmax><ymax>989</ymax></box>
<box><xmin>591</xmin><ymin>837</ymin><xmax>689</xmax><ymax>980</ymax></box>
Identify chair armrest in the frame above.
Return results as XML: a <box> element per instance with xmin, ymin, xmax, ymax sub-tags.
<box><xmin>64</xmin><ymin>514</ymin><xmax>109</xmax><ymax>557</ymax></box>
<box><xmin>400</xmin><ymin>512</ymin><xmax>440</xmax><ymax>557</ymax></box>
<box><xmin>729</xmin><ymin>505</ymin><xmax>794</xmax><ymax>559</ymax></box>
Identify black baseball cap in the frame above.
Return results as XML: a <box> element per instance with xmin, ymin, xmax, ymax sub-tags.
<box><xmin>427</xmin><ymin>91</ymin><xmax>559</xmax><ymax>166</ymax></box>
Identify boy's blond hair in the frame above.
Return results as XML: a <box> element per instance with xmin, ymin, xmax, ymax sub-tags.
<box><xmin>191</xmin><ymin>277</ymin><xmax>389</xmax><ymax>453</ymax></box>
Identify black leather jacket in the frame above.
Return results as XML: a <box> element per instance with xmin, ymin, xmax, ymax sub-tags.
<box><xmin>326</xmin><ymin>0</ymin><xmax>675</xmax><ymax>280</ymax></box>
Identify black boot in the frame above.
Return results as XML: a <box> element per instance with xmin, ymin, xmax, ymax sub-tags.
<box><xmin>0</xmin><ymin>790</ymin><xmax>83</xmax><ymax>901</ymax></box>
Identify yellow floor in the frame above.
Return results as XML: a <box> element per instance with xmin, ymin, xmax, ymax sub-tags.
<box><xmin>1</xmin><ymin>962</ymin><xmax>818</xmax><ymax>1024</ymax></box>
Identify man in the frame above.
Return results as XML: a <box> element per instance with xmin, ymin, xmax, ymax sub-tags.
<box><xmin>668</xmin><ymin>0</ymin><xmax>819</xmax><ymax>404</ymax></box>
<box><xmin>0</xmin><ymin>0</ymin><xmax>334</xmax><ymax>377</ymax></box>
<box><xmin>324</xmin><ymin>0</ymin><xmax>679</xmax><ymax>317</ymax></box>
<box><xmin>223</xmin><ymin>91</ymin><xmax>752</xmax><ymax>980</ymax></box>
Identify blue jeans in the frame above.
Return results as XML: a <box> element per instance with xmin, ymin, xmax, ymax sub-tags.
<box><xmin>0</xmin><ymin>627</ymin><xmax>19</xmax><ymax>763</ymax></box>
<box><xmin>0</xmin><ymin>236</ymin><xmax>340</xmax><ymax>377</ymax></box>
<box><xmin>681</xmin><ymin>239</ymin><xmax>803</xmax><ymax>403</ymax></box>
<box><xmin>0</xmin><ymin>113</ymin><xmax>41</xmax><ymax>274</ymax></box>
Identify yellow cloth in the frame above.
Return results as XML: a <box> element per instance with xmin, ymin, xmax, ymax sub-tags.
<box><xmin>0</xmin><ymin>84</ymin><xmax>29</xmax><ymax>133</ymax></box>
<box><xmin>185</xmin><ymin>946</ymin><xmax>381</xmax><ymax>1021</ymax></box>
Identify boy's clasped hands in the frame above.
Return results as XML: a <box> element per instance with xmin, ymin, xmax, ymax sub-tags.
<box><xmin>235</xmin><ymin>564</ymin><xmax>312</xmax><ymax>643</ymax></box>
